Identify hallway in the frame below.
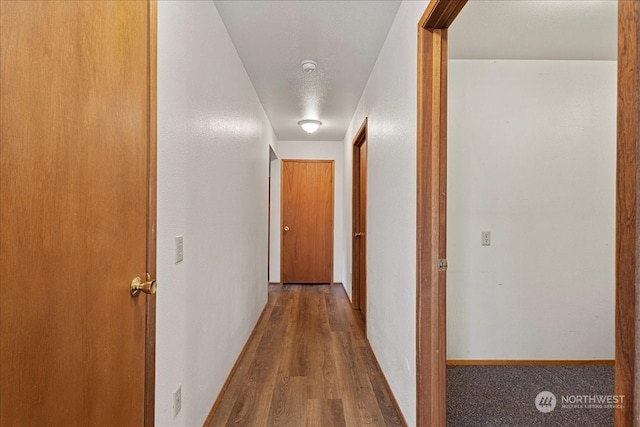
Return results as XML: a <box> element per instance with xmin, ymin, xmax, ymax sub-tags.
<box><xmin>205</xmin><ymin>285</ymin><xmax>405</xmax><ymax>426</ymax></box>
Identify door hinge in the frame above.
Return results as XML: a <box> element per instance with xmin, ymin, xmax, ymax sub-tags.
<box><xmin>438</xmin><ymin>259</ymin><xmax>448</xmax><ymax>271</ymax></box>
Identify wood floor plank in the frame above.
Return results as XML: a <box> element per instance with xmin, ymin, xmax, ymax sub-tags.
<box><xmin>223</xmin><ymin>292</ymin><xmax>291</xmax><ymax>426</ymax></box>
<box><xmin>330</xmin><ymin>285</ymin><xmax>368</xmax><ymax>348</ymax></box>
<box><xmin>326</xmin><ymin>291</ymin><xmax>348</xmax><ymax>331</ymax></box>
<box><xmin>334</xmin><ymin>331</ymin><xmax>386</xmax><ymax>426</ymax></box>
<box><xmin>267</xmin><ymin>375</ymin><xmax>306</xmax><ymax>427</ymax></box>
<box><xmin>304</xmin><ymin>399</ymin><xmax>322</xmax><ymax>427</ymax></box>
<box><xmin>205</xmin><ymin>285</ymin><xmax>405</xmax><ymax>427</ymax></box>
<box><xmin>280</xmin><ymin>289</ymin><xmax>308</xmax><ymax>377</ymax></box>
<box><xmin>332</xmin><ymin>331</ymin><xmax>361</xmax><ymax>427</ymax></box>
<box><xmin>205</xmin><ymin>302</ymin><xmax>274</xmax><ymax>425</ymax></box>
<box><xmin>358</xmin><ymin>346</ymin><xmax>405</xmax><ymax>426</ymax></box>
<box><xmin>319</xmin><ymin>314</ymin><xmax>341</xmax><ymax>399</ymax></box>
<box><xmin>304</xmin><ymin>398</ymin><xmax>347</xmax><ymax>427</ymax></box>
<box><xmin>326</xmin><ymin>399</ymin><xmax>348</xmax><ymax>427</ymax></box>
<box><xmin>345</xmin><ymin>308</ymin><xmax>368</xmax><ymax>348</ymax></box>
<box><xmin>306</xmin><ymin>291</ymin><xmax>330</xmax><ymax>399</ymax></box>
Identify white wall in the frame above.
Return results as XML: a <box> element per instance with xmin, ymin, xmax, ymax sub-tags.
<box><xmin>447</xmin><ymin>60</ymin><xmax>616</xmax><ymax>360</ymax></box>
<box><xmin>269</xmin><ymin>140</ymin><xmax>345</xmax><ymax>283</ymax></box>
<box><xmin>157</xmin><ymin>2</ymin><xmax>274</xmax><ymax>425</ymax></box>
<box><xmin>343</xmin><ymin>2</ymin><xmax>429</xmax><ymax>425</ymax></box>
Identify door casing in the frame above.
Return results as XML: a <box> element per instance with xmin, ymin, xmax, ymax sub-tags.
<box><xmin>352</xmin><ymin>118</ymin><xmax>368</xmax><ymax>322</ymax></box>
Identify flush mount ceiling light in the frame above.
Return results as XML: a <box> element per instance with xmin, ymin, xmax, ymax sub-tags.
<box><xmin>301</xmin><ymin>59</ymin><xmax>318</xmax><ymax>73</ymax></box>
<box><xmin>298</xmin><ymin>119</ymin><xmax>322</xmax><ymax>134</ymax></box>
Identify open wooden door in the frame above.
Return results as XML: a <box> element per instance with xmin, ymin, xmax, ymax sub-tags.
<box><xmin>281</xmin><ymin>160</ymin><xmax>334</xmax><ymax>284</ymax></box>
<box><xmin>0</xmin><ymin>1</ymin><xmax>157</xmax><ymax>425</ymax></box>
<box><xmin>352</xmin><ymin>119</ymin><xmax>368</xmax><ymax>321</ymax></box>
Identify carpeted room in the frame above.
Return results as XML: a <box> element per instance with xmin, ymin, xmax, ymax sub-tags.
<box><xmin>444</xmin><ymin>1</ymin><xmax>617</xmax><ymax>425</ymax></box>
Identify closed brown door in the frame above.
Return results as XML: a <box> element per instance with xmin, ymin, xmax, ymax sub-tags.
<box><xmin>0</xmin><ymin>2</ymin><xmax>155</xmax><ymax>426</ymax></box>
<box><xmin>281</xmin><ymin>160</ymin><xmax>334</xmax><ymax>284</ymax></box>
<box><xmin>352</xmin><ymin>120</ymin><xmax>367</xmax><ymax>320</ymax></box>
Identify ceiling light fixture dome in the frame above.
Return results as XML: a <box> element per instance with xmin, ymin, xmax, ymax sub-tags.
<box><xmin>298</xmin><ymin>119</ymin><xmax>322</xmax><ymax>134</ymax></box>
<box><xmin>301</xmin><ymin>59</ymin><xmax>318</xmax><ymax>73</ymax></box>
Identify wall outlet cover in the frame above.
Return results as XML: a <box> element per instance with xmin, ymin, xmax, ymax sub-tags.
<box><xmin>481</xmin><ymin>231</ymin><xmax>491</xmax><ymax>246</ymax></box>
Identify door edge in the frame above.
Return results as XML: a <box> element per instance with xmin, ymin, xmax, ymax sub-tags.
<box><xmin>144</xmin><ymin>1</ymin><xmax>158</xmax><ymax>425</ymax></box>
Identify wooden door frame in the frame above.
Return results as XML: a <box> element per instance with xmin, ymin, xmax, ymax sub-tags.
<box><xmin>144</xmin><ymin>1</ymin><xmax>158</xmax><ymax>426</ymax></box>
<box><xmin>351</xmin><ymin>118</ymin><xmax>368</xmax><ymax>311</ymax></box>
<box><xmin>614</xmin><ymin>2</ymin><xmax>639</xmax><ymax>425</ymax></box>
<box><xmin>280</xmin><ymin>159</ymin><xmax>335</xmax><ymax>284</ymax></box>
<box><xmin>416</xmin><ymin>2</ymin><xmax>466</xmax><ymax>425</ymax></box>
<box><xmin>416</xmin><ymin>1</ymin><xmax>638</xmax><ymax>425</ymax></box>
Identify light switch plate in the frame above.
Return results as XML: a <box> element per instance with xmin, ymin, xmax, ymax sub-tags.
<box><xmin>175</xmin><ymin>235</ymin><xmax>184</xmax><ymax>263</ymax></box>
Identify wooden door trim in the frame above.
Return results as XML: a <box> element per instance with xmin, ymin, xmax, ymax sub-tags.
<box><xmin>351</xmin><ymin>118</ymin><xmax>368</xmax><ymax>310</ymax></box>
<box><xmin>417</xmin><ymin>1</ymin><xmax>637</xmax><ymax>425</ymax></box>
<box><xmin>329</xmin><ymin>161</ymin><xmax>335</xmax><ymax>285</ymax></box>
<box><xmin>416</xmin><ymin>2</ymin><xmax>466</xmax><ymax>425</ymax></box>
<box><xmin>615</xmin><ymin>2</ymin><xmax>639</xmax><ymax>425</ymax></box>
<box><xmin>280</xmin><ymin>159</ymin><xmax>284</xmax><ymax>285</ymax></box>
<box><xmin>145</xmin><ymin>1</ymin><xmax>158</xmax><ymax>426</ymax></box>
<box><xmin>280</xmin><ymin>159</ymin><xmax>335</xmax><ymax>284</ymax></box>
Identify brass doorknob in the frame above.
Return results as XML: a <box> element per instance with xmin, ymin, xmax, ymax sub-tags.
<box><xmin>284</xmin><ymin>226</ymin><xmax>290</xmax><ymax>232</ymax></box>
<box><xmin>355</xmin><ymin>232</ymin><xmax>365</xmax><ymax>237</ymax></box>
<box><xmin>131</xmin><ymin>274</ymin><xmax>157</xmax><ymax>296</ymax></box>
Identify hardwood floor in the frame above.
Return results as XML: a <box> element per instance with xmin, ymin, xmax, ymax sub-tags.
<box><xmin>205</xmin><ymin>284</ymin><xmax>406</xmax><ymax>427</ymax></box>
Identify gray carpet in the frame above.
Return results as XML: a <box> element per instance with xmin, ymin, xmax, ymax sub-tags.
<box><xmin>447</xmin><ymin>365</ymin><xmax>615</xmax><ymax>426</ymax></box>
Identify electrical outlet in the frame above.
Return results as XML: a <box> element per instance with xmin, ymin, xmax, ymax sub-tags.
<box><xmin>481</xmin><ymin>231</ymin><xmax>491</xmax><ymax>246</ymax></box>
<box><xmin>173</xmin><ymin>384</ymin><xmax>182</xmax><ymax>418</ymax></box>
<box><xmin>175</xmin><ymin>235</ymin><xmax>184</xmax><ymax>263</ymax></box>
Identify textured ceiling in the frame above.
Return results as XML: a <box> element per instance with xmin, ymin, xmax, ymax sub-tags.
<box><xmin>214</xmin><ymin>0</ymin><xmax>617</xmax><ymax>143</ymax></box>
<box><xmin>214</xmin><ymin>0</ymin><xmax>402</xmax><ymax>141</ymax></box>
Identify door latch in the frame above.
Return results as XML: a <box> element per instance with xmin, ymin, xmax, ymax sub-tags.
<box><xmin>438</xmin><ymin>259</ymin><xmax>448</xmax><ymax>271</ymax></box>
